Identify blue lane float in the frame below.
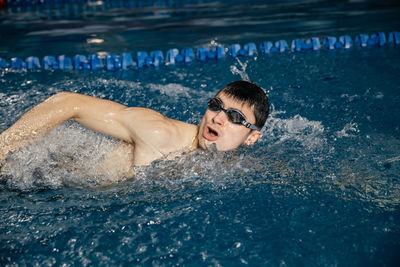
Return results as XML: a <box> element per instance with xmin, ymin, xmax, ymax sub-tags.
<box><xmin>0</xmin><ymin>31</ymin><xmax>398</xmax><ymax>72</ymax></box>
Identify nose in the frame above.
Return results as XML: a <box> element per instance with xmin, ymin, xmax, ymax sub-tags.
<box><xmin>211</xmin><ymin>110</ymin><xmax>228</xmax><ymax>126</ymax></box>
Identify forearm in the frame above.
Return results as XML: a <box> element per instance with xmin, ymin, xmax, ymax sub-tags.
<box><xmin>0</xmin><ymin>92</ymin><xmax>77</xmax><ymax>159</ymax></box>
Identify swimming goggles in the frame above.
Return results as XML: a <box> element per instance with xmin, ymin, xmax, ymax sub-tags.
<box><xmin>207</xmin><ymin>97</ymin><xmax>261</xmax><ymax>131</ymax></box>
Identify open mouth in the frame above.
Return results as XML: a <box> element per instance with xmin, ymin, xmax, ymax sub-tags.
<box><xmin>208</xmin><ymin>127</ymin><xmax>219</xmax><ymax>137</ymax></box>
<box><xmin>203</xmin><ymin>125</ymin><xmax>219</xmax><ymax>141</ymax></box>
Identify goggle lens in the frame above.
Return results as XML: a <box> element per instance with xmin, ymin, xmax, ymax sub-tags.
<box><xmin>207</xmin><ymin>98</ymin><xmax>246</xmax><ymax>125</ymax></box>
<box><xmin>207</xmin><ymin>98</ymin><xmax>221</xmax><ymax>112</ymax></box>
<box><xmin>226</xmin><ymin>109</ymin><xmax>245</xmax><ymax>124</ymax></box>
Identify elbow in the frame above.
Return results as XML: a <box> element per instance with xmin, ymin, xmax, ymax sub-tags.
<box><xmin>46</xmin><ymin>92</ymin><xmax>82</xmax><ymax>107</ymax></box>
<box><xmin>47</xmin><ymin>91</ymin><xmax>75</xmax><ymax>102</ymax></box>
<box><xmin>45</xmin><ymin>92</ymin><xmax>81</xmax><ymax>118</ymax></box>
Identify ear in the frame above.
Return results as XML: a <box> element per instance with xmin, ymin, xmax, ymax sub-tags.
<box><xmin>244</xmin><ymin>130</ymin><xmax>262</xmax><ymax>146</ymax></box>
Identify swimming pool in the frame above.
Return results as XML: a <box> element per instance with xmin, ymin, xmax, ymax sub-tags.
<box><xmin>1</xmin><ymin>0</ymin><xmax>400</xmax><ymax>265</ymax></box>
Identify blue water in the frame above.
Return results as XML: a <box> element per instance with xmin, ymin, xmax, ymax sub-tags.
<box><xmin>1</xmin><ymin>0</ymin><xmax>400</xmax><ymax>265</ymax></box>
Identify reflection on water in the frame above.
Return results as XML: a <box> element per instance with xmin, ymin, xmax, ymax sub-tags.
<box><xmin>1</xmin><ymin>0</ymin><xmax>400</xmax><ymax>58</ymax></box>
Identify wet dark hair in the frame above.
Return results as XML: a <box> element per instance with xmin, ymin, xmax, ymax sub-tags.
<box><xmin>218</xmin><ymin>80</ymin><xmax>270</xmax><ymax>129</ymax></box>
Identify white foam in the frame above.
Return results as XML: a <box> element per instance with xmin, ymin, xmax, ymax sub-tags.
<box><xmin>132</xmin><ymin>144</ymin><xmax>249</xmax><ymax>191</ymax></box>
<box><xmin>334</xmin><ymin>122</ymin><xmax>359</xmax><ymax>138</ymax></box>
<box><xmin>147</xmin><ymin>83</ymin><xmax>192</xmax><ymax>98</ymax></box>
<box><xmin>262</xmin><ymin>108</ymin><xmax>326</xmax><ymax>151</ymax></box>
<box><xmin>2</xmin><ymin>122</ymin><xmax>134</xmax><ymax>190</ymax></box>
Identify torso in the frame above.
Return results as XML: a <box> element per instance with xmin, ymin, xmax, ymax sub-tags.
<box><xmin>130</xmin><ymin>120</ymin><xmax>199</xmax><ymax>166</ymax></box>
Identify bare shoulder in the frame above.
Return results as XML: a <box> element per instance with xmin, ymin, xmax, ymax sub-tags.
<box><xmin>120</xmin><ymin>107</ymin><xmax>167</xmax><ymax>121</ymax></box>
<box><xmin>118</xmin><ymin>107</ymin><xmax>182</xmax><ymax>135</ymax></box>
<box><xmin>118</xmin><ymin>107</ymin><xmax>171</xmax><ymax>131</ymax></box>
<box><xmin>117</xmin><ymin>107</ymin><xmax>196</xmax><ymax>153</ymax></box>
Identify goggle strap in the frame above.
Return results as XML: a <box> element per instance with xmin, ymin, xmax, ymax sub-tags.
<box><xmin>243</xmin><ymin>121</ymin><xmax>261</xmax><ymax>131</ymax></box>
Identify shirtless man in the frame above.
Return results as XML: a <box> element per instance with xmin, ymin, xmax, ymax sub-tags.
<box><xmin>0</xmin><ymin>80</ymin><xmax>269</xmax><ymax>170</ymax></box>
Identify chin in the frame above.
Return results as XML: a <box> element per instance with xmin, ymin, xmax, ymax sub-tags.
<box><xmin>207</xmin><ymin>141</ymin><xmax>236</xmax><ymax>151</ymax></box>
<box><xmin>197</xmin><ymin>137</ymin><xmax>209</xmax><ymax>150</ymax></box>
<box><xmin>199</xmin><ymin>138</ymin><xmax>217</xmax><ymax>151</ymax></box>
<box><xmin>198</xmin><ymin>136</ymin><xmax>239</xmax><ymax>151</ymax></box>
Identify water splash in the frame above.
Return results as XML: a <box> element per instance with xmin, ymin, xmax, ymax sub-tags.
<box><xmin>0</xmin><ymin>65</ymin><xmax>398</xmax><ymax>211</ymax></box>
<box><xmin>230</xmin><ymin>58</ymin><xmax>249</xmax><ymax>81</ymax></box>
<box><xmin>1</xmin><ymin>121</ymin><xmax>253</xmax><ymax>191</ymax></box>
<box><xmin>1</xmin><ymin>122</ymin><xmax>134</xmax><ymax>190</ymax></box>
<box><xmin>334</xmin><ymin>122</ymin><xmax>359</xmax><ymax>138</ymax></box>
<box><xmin>147</xmin><ymin>83</ymin><xmax>192</xmax><ymax>98</ymax></box>
<box><xmin>262</xmin><ymin>107</ymin><xmax>326</xmax><ymax>152</ymax></box>
<box><xmin>133</xmin><ymin>145</ymin><xmax>248</xmax><ymax>190</ymax></box>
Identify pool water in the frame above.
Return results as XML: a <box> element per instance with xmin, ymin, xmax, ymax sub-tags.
<box><xmin>1</xmin><ymin>0</ymin><xmax>400</xmax><ymax>265</ymax></box>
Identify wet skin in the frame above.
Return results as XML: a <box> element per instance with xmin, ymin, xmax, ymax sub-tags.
<box><xmin>0</xmin><ymin>92</ymin><xmax>262</xmax><ymax>170</ymax></box>
<box><xmin>197</xmin><ymin>92</ymin><xmax>262</xmax><ymax>151</ymax></box>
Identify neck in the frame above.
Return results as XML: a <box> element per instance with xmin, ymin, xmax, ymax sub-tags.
<box><xmin>189</xmin><ymin>126</ymin><xmax>200</xmax><ymax>150</ymax></box>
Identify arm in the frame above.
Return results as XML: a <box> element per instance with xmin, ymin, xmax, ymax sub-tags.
<box><xmin>0</xmin><ymin>92</ymin><xmax>134</xmax><ymax>161</ymax></box>
<box><xmin>0</xmin><ymin>91</ymin><xmax>192</xmax><ymax>166</ymax></box>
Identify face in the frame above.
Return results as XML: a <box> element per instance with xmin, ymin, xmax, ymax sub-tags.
<box><xmin>197</xmin><ymin>92</ymin><xmax>262</xmax><ymax>151</ymax></box>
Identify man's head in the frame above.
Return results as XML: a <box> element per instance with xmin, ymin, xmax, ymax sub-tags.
<box><xmin>198</xmin><ymin>80</ymin><xmax>270</xmax><ymax>150</ymax></box>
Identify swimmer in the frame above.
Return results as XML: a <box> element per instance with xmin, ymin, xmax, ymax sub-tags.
<box><xmin>0</xmin><ymin>80</ymin><xmax>269</xmax><ymax>168</ymax></box>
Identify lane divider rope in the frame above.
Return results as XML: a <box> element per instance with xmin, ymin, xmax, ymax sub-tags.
<box><xmin>0</xmin><ymin>31</ymin><xmax>399</xmax><ymax>71</ymax></box>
